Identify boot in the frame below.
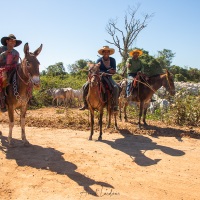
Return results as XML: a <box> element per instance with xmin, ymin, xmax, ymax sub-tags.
<box><xmin>79</xmin><ymin>82</ymin><xmax>89</xmax><ymax>110</ymax></box>
<box><xmin>79</xmin><ymin>100</ymin><xmax>88</xmax><ymax>110</ymax></box>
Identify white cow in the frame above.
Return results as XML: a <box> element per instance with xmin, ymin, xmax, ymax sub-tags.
<box><xmin>62</xmin><ymin>87</ymin><xmax>74</xmax><ymax>107</ymax></box>
<box><xmin>72</xmin><ymin>89</ymin><xmax>83</xmax><ymax>107</ymax></box>
<box><xmin>47</xmin><ymin>88</ymin><xmax>66</xmax><ymax>107</ymax></box>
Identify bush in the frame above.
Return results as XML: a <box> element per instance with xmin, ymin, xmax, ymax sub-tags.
<box><xmin>164</xmin><ymin>95</ymin><xmax>200</xmax><ymax>126</ymax></box>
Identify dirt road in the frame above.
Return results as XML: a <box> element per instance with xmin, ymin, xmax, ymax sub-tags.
<box><xmin>0</xmin><ymin>108</ymin><xmax>200</xmax><ymax>200</ymax></box>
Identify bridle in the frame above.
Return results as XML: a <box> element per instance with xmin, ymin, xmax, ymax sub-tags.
<box><xmin>88</xmin><ymin>72</ymin><xmax>106</xmax><ymax>105</ymax></box>
<box><xmin>12</xmin><ymin>57</ymin><xmax>35</xmax><ymax>105</ymax></box>
<box><xmin>164</xmin><ymin>71</ymin><xmax>174</xmax><ymax>91</ymax></box>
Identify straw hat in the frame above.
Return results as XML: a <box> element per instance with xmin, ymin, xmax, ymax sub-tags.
<box><xmin>1</xmin><ymin>34</ymin><xmax>22</xmax><ymax>47</ymax></box>
<box><xmin>129</xmin><ymin>49</ymin><xmax>143</xmax><ymax>57</ymax></box>
<box><xmin>98</xmin><ymin>46</ymin><xmax>115</xmax><ymax>55</ymax></box>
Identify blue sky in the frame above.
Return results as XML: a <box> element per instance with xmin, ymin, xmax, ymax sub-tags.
<box><xmin>1</xmin><ymin>0</ymin><xmax>200</xmax><ymax>71</ymax></box>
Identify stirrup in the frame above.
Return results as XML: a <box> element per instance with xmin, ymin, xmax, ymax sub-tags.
<box><xmin>79</xmin><ymin>105</ymin><xmax>88</xmax><ymax>110</ymax></box>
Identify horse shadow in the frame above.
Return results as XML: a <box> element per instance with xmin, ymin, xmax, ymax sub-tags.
<box><xmin>101</xmin><ymin>129</ymin><xmax>185</xmax><ymax>166</ymax></box>
<box><xmin>0</xmin><ymin>135</ymin><xmax>113</xmax><ymax>196</ymax></box>
<box><xmin>142</xmin><ymin>124</ymin><xmax>200</xmax><ymax>140</ymax></box>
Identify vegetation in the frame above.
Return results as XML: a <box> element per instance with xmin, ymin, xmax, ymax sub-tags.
<box><xmin>31</xmin><ymin>4</ymin><xmax>199</xmax><ymax>127</ymax></box>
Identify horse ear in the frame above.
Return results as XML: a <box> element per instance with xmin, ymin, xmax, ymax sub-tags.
<box><xmin>24</xmin><ymin>43</ymin><xmax>29</xmax><ymax>55</ymax></box>
<box><xmin>34</xmin><ymin>44</ymin><xmax>43</xmax><ymax>57</ymax></box>
<box><xmin>96</xmin><ymin>62</ymin><xmax>101</xmax><ymax>67</ymax></box>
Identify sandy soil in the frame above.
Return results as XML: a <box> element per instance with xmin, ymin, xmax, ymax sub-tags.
<box><xmin>0</xmin><ymin>107</ymin><xmax>200</xmax><ymax>200</ymax></box>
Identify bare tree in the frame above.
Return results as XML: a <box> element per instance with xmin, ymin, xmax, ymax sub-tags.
<box><xmin>106</xmin><ymin>4</ymin><xmax>154</xmax><ymax>64</ymax></box>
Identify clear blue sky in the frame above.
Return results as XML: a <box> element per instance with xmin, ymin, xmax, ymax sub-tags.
<box><xmin>1</xmin><ymin>0</ymin><xmax>200</xmax><ymax>71</ymax></box>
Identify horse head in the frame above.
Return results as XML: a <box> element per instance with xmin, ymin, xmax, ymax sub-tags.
<box><xmin>162</xmin><ymin>70</ymin><xmax>176</xmax><ymax>96</ymax></box>
<box><xmin>88</xmin><ymin>62</ymin><xmax>101</xmax><ymax>87</ymax></box>
<box><xmin>22</xmin><ymin>43</ymin><xmax>43</xmax><ymax>88</ymax></box>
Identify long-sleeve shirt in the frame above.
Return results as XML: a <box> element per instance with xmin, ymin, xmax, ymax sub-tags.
<box><xmin>126</xmin><ymin>57</ymin><xmax>143</xmax><ymax>74</ymax></box>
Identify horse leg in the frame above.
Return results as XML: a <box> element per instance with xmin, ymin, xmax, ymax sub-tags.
<box><xmin>7</xmin><ymin>107</ymin><xmax>15</xmax><ymax>146</ymax></box>
<box><xmin>124</xmin><ymin>102</ymin><xmax>128</xmax><ymax>122</ymax></box>
<box><xmin>52</xmin><ymin>98</ymin><xmax>55</xmax><ymax>107</ymax></box>
<box><xmin>119</xmin><ymin>101</ymin><xmax>122</xmax><ymax>121</ymax></box>
<box><xmin>138</xmin><ymin>102</ymin><xmax>144</xmax><ymax>129</ymax></box>
<box><xmin>106</xmin><ymin>107</ymin><xmax>111</xmax><ymax>128</ymax></box>
<box><xmin>143</xmin><ymin>107</ymin><xmax>148</xmax><ymax>126</ymax></box>
<box><xmin>98</xmin><ymin>111</ymin><xmax>103</xmax><ymax>141</ymax></box>
<box><xmin>113</xmin><ymin>112</ymin><xmax>118</xmax><ymax>130</ymax></box>
<box><xmin>20</xmin><ymin>106</ymin><xmax>30</xmax><ymax>146</ymax></box>
<box><xmin>89</xmin><ymin>110</ymin><xmax>94</xmax><ymax>140</ymax></box>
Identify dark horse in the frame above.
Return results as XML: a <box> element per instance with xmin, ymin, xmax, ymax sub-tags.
<box><xmin>1</xmin><ymin>43</ymin><xmax>42</xmax><ymax>146</ymax></box>
<box><xmin>120</xmin><ymin>70</ymin><xmax>175</xmax><ymax>128</ymax></box>
<box><xmin>87</xmin><ymin>63</ymin><xmax>118</xmax><ymax>140</ymax></box>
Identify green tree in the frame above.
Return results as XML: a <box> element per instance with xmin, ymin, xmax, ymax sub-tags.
<box><xmin>175</xmin><ymin>74</ymin><xmax>187</xmax><ymax>82</ymax></box>
<box><xmin>67</xmin><ymin>59</ymin><xmax>92</xmax><ymax>73</ymax></box>
<box><xmin>46</xmin><ymin>62</ymin><xmax>66</xmax><ymax>76</ymax></box>
<box><xmin>188</xmin><ymin>67</ymin><xmax>200</xmax><ymax>82</ymax></box>
<box><xmin>156</xmin><ymin>49</ymin><xmax>175</xmax><ymax>69</ymax></box>
<box><xmin>170</xmin><ymin>65</ymin><xmax>181</xmax><ymax>75</ymax></box>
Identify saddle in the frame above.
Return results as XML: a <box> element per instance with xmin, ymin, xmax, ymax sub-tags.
<box><xmin>0</xmin><ymin>68</ymin><xmax>8</xmax><ymax>90</ymax></box>
<box><xmin>0</xmin><ymin>65</ymin><xmax>17</xmax><ymax>92</ymax></box>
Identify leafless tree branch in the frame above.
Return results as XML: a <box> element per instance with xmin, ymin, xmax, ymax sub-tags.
<box><xmin>106</xmin><ymin>4</ymin><xmax>154</xmax><ymax>64</ymax></box>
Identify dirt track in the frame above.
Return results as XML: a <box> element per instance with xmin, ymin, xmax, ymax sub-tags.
<box><xmin>0</xmin><ymin>108</ymin><xmax>200</xmax><ymax>200</ymax></box>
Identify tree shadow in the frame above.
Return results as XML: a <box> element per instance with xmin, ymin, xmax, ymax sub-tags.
<box><xmin>102</xmin><ymin>129</ymin><xmax>185</xmax><ymax>166</ymax></box>
<box><xmin>0</xmin><ymin>135</ymin><xmax>113</xmax><ymax>197</ymax></box>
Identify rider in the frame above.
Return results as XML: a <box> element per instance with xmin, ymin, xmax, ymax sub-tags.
<box><xmin>79</xmin><ymin>46</ymin><xmax>119</xmax><ymax>111</ymax></box>
<box><xmin>126</xmin><ymin>49</ymin><xmax>143</xmax><ymax>99</ymax></box>
<box><xmin>0</xmin><ymin>34</ymin><xmax>22</xmax><ymax>112</ymax></box>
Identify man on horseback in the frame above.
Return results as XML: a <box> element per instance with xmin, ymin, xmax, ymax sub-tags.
<box><xmin>126</xmin><ymin>49</ymin><xmax>143</xmax><ymax>100</ymax></box>
<box><xmin>0</xmin><ymin>34</ymin><xmax>22</xmax><ymax>112</ymax></box>
<box><xmin>79</xmin><ymin>46</ymin><xmax>120</xmax><ymax>111</ymax></box>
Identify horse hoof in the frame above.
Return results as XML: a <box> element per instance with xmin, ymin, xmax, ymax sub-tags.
<box><xmin>89</xmin><ymin>137</ymin><xmax>92</xmax><ymax>140</ymax></box>
<box><xmin>137</xmin><ymin>125</ymin><xmax>141</xmax><ymax>129</ymax></box>
<box><xmin>143</xmin><ymin>122</ymin><xmax>148</xmax><ymax>126</ymax></box>
<box><xmin>8</xmin><ymin>141</ymin><xmax>15</xmax><ymax>148</ymax></box>
<box><xmin>23</xmin><ymin>141</ymin><xmax>30</xmax><ymax>147</ymax></box>
<box><xmin>98</xmin><ymin>136</ymin><xmax>102</xmax><ymax>141</ymax></box>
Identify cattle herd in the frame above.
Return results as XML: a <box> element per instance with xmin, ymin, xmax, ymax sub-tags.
<box><xmin>46</xmin><ymin>81</ymin><xmax>200</xmax><ymax>113</ymax></box>
<box><xmin>46</xmin><ymin>88</ymin><xmax>83</xmax><ymax>107</ymax></box>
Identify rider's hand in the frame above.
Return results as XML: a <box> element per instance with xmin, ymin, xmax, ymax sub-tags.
<box><xmin>108</xmin><ymin>68</ymin><xmax>115</xmax><ymax>74</ymax></box>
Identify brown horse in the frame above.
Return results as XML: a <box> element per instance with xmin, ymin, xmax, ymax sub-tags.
<box><xmin>87</xmin><ymin>63</ymin><xmax>118</xmax><ymax>140</ymax></box>
<box><xmin>120</xmin><ymin>70</ymin><xmax>175</xmax><ymax>128</ymax></box>
<box><xmin>1</xmin><ymin>43</ymin><xmax>42</xmax><ymax>146</ymax></box>
<box><xmin>118</xmin><ymin>78</ymin><xmax>129</xmax><ymax>122</ymax></box>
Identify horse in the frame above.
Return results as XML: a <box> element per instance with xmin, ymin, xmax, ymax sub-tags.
<box><xmin>87</xmin><ymin>63</ymin><xmax>118</xmax><ymax>140</ymax></box>
<box><xmin>1</xmin><ymin>43</ymin><xmax>42</xmax><ymax>146</ymax></box>
<box><xmin>118</xmin><ymin>78</ymin><xmax>129</xmax><ymax>122</ymax></box>
<box><xmin>121</xmin><ymin>70</ymin><xmax>175</xmax><ymax>128</ymax></box>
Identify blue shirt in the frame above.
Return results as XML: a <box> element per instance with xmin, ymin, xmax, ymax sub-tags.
<box><xmin>96</xmin><ymin>57</ymin><xmax>116</xmax><ymax>73</ymax></box>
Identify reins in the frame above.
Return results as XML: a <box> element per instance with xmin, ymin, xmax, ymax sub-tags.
<box><xmin>88</xmin><ymin>73</ymin><xmax>106</xmax><ymax>109</ymax></box>
<box><xmin>13</xmin><ymin>57</ymin><xmax>33</xmax><ymax>106</ymax></box>
<box><xmin>137</xmin><ymin>77</ymin><xmax>156</xmax><ymax>93</ymax></box>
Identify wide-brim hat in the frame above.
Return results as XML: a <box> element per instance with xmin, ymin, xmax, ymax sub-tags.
<box><xmin>98</xmin><ymin>46</ymin><xmax>115</xmax><ymax>55</ymax></box>
<box><xmin>1</xmin><ymin>34</ymin><xmax>22</xmax><ymax>47</ymax></box>
<box><xmin>129</xmin><ymin>49</ymin><xmax>143</xmax><ymax>57</ymax></box>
